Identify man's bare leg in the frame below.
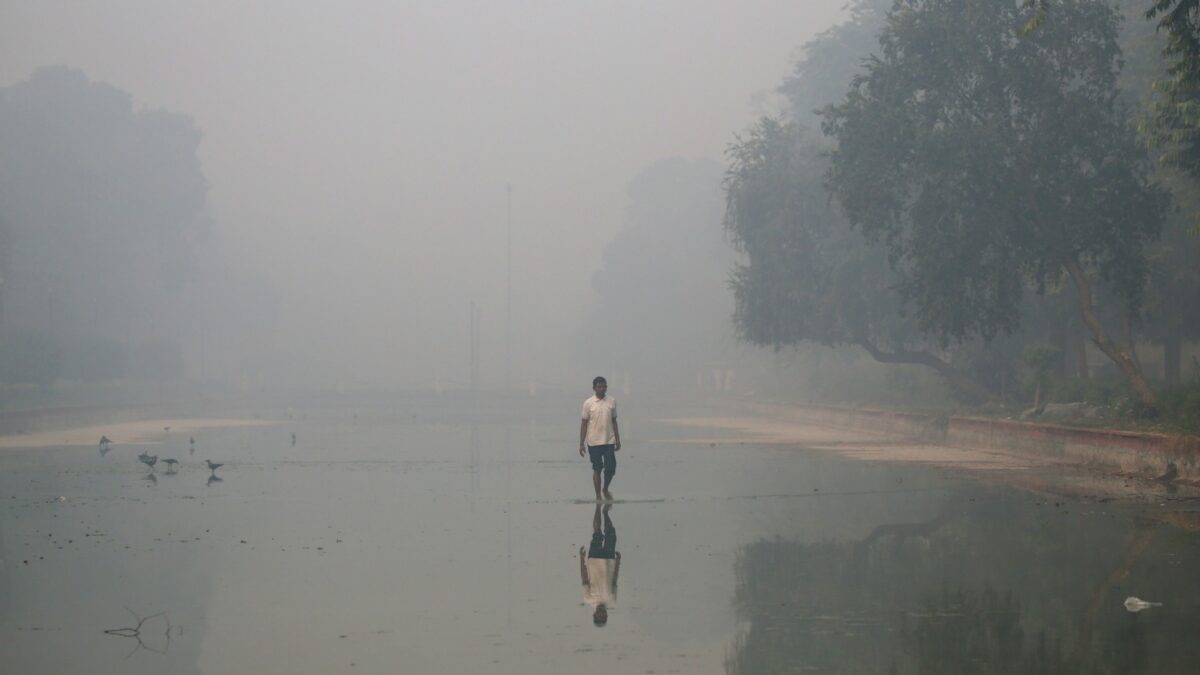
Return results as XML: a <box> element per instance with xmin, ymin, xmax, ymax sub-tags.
<box><xmin>602</xmin><ymin>472</ymin><xmax>613</xmax><ymax>501</ymax></box>
<box><xmin>593</xmin><ymin>470</ymin><xmax>603</xmax><ymax>501</ymax></box>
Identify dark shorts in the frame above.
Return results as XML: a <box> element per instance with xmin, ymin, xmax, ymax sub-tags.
<box><xmin>589</xmin><ymin>529</ymin><xmax>617</xmax><ymax>559</ymax></box>
<box><xmin>588</xmin><ymin>444</ymin><xmax>616</xmax><ymax>474</ymax></box>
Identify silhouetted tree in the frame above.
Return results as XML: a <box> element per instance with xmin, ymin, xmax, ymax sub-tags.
<box><xmin>824</xmin><ymin>0</ymin><xmax>1167</xmax><ymax>406</ymax></box>
<box><xmin>0</xmin><ymin>66</ymin><xmax>208</xmax><ymax>381</ymax></box>
<box><xmin>724</xmin><ymin>119</ymin><xmax>990</xmax><ymax>399</ymax></box>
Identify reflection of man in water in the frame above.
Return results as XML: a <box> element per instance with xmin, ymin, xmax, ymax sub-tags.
<box><xmin>580</xmin><ymin>503</ymin><xmax>621</xmax><ymax>626</ymax></box>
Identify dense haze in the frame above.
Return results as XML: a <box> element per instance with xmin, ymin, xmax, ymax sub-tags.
<box><xmin>0</xmin><ymin>1</ymin><xmax>847</xmax><ymax>390</ymax></box>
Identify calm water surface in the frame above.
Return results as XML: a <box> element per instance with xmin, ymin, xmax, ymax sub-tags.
<box><xmin>1</xmin><ymin>394</ymin><xmax>1199</xmax><ymax>674</ymax></box>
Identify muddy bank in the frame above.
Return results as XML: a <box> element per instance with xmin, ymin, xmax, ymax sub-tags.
<box><xmin>655</xmin><ymin>403</ymin><xmax>1200</xmax><ymax>505</ymax></box>
<box><xmin>752</xmin><ymin>403</ymin><xmax>1200</xmax><ymax>482</ymax></box>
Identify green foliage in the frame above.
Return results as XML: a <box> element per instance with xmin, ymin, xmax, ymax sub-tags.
<box><xmin>1023</xmin><ymin>345</ymin><xmax>1061</xmax><ymax>378</ymax></box>
<box><xmin>1144</xmin><ymin>1</ymin><xmax>1200</xmax><ymax>182</ymax></box>
<box><xmin>724</xmin><ymin>119</ymin><xmax>904</xmax><ymax>350</ymax></box>
<box><xmin>1047</xmin><ymin>375</ymin><xmax>1126</xmax><ymax>406</ymax></box>
<box><xmin>1142</xmin><ymin>215</ymin><xmax>1200</xmax><ymax>354</ymax></box>
<box><xmin>823</xmin><ymin>0</ymin><xmax>1165</xmax><ymax>403</ymax></box>
<box><xmin>1157</xmin><ymin>380</ymin><xmax>1200</xmax><ymax>432</ymax></box>
<box><xmin>1043</xmin><ymin>375</ymin><xmax>1200</xmax><ymax>428</ymax></box>
<box><xmin>779</xmin><ymin>0</ymin><xmax>892</xmax><ymax>128</ymax></box>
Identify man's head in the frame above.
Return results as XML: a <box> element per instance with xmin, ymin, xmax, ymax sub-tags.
<box><xmin>592</xmin><ymin>376</ymin><xmax>607</xmax><ymax>398</ymax></box>
<box><xmin>593</xmin><ymin>605</ymin><xmax>608</xmax><ymax>626</ymax></box>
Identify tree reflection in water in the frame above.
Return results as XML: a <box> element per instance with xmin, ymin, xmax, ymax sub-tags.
<box><xmin>726</xmin><ymin>488</ymin><xmax>1197</xmax><ymax>674</ymax></box>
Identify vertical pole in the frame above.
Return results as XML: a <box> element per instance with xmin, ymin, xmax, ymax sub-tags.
<box><xmin>469</xmin><ymin>301</ymin><xmax>478</xmax><ymax>392</ymax></box>
<box><xmin>505</xmin><ymin>183</ymin><xmax>512</xmax><ymax>393</ymax></box>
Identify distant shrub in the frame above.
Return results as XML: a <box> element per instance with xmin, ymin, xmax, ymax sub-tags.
<box><xmin>1047</xmin><ymin>376</ymin><xmax>1126</xmax><ymax>407</ymax></box>
<box><xmin>1158</xmin><ymin>382</ymin><xmax>1200</xmax><ymax>434</ymax></box>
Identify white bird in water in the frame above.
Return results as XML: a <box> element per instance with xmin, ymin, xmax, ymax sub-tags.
<box><xmin>205</xmin><ymin>460</ymin><xmax>223</xmax><ymax>474</ymax></box>
<box><xmin>162</xmin><ymin>458</ymin><xmax>179</xmax><ymax>472</ymax></box>
<box><xmin>137</xmin><ymin>453</ymin><xmax>158</xmax><ymax>471</ymax></box>
<box><xmin>1124</xmin><ymin>596</ymin><xmax>1161</xmax><ymax>612</ymax></box>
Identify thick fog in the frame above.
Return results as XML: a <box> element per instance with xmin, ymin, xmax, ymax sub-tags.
<box><xmin>0</xmin><ymin>1</ymin><xmax>846</xmax><ymax>391</ymax></box>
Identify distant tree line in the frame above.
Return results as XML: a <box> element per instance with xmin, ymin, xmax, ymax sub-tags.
<box><xmin>724</xmin><ymin>0</ymin><xmax>1200</xmax><ymax>416</ymax></box>
<box><xmin>0</xmin><ymin>66</ymin><xmax>276</xmax><ymax>388</ymax></box>
<box><xmin>571</xmin><ymin>158</ymin><xmax>738</xmax><ymax>388</ymax></box>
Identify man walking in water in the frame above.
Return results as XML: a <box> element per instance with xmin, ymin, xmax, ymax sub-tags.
<box><xmin>579</xmin><ymin>376</ymin><xmax>621</xmax><ymax>501</ymax></box>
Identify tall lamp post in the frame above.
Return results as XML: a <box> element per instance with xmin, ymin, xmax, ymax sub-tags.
<box><xmin>505</xmin><ymin>183</ymin><xmax>512</xmax><ymax>393</ymax></box>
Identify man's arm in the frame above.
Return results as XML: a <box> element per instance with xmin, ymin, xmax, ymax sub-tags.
<box><xmin>579</xmin><ymin>419</ymin><xmax>588</xmax><ymax>457</ymax></box>
<box><xmin>579</xmin><ymin>546</ymin><xmax>589</xmax><ymax>585</ymax></box>
<box><xmin>613</xmin><ymin>551</ymin><xmax>621</xmax><ymax>589</ymax></box>
<box><xmin>613</xmin><ymin>418</ymin><xmax>621</xmax><ymax>452</ymax></box>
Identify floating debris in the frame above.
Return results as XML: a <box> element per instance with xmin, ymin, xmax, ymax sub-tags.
<box><xmin>1124</xmin><ymin>596</ymin><xmax>1161</xmax><ymax>613</ymax></box>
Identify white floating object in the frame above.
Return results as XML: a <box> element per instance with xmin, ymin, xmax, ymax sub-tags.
<box><xmin>1124</xmin><ymin>596</ymin><xmax>1161</xmax><ymax>613</ymax></box>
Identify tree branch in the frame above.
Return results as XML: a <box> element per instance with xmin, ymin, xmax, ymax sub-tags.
<box><xmin>857</xmin><ymin>339</ymin><xmax>992</xmax><ymax>401</ymax></box>
<box><xmin>1064</xmin><ymin>257</ymin><xmax>1157</xmax><ymax>407</ymax></box>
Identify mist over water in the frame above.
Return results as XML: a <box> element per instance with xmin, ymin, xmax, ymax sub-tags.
<box><xmin>0</xmin><ymin>1</ymin><xmax>846</xmax><ymax>390</ymax></box>
<box><xmin>4</xmin><ymin>1</ymin><xmax>1200</xmax><ymax>673</ymax></box>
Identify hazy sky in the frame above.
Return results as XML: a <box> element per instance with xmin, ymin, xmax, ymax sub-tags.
<box><xmin>0</xmin><ymin>1</ymin><xmax>848</xmax><ymax>388</ymax></box>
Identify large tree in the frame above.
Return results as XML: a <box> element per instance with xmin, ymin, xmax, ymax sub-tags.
<box><xmin>724</xmin><ymin>118</ymin><xmax>990</xmax><ymax>399</ymax></box>
<box><xmin>824</xmin><ymin>0</ymin><xmax>1167</xmax><ymax>406</ymax></box>
<box><xmin>726</xmin><ymin>0</ymin><xmax>997</xmax><ymax>400</ymax></box>
<box><xmin>0</xmin><ymin>67</ymin><xmax>208</xmax><ymax>378</ymax></box>
<box><xmin>779</xmin><ymin>0</ymin><xmax>893</xmax><ymax>129</ymax></box>
<box><xmin>1028</xmin><ymin>1</ymin><xmax>1200</xmax><ymax>202</ymax></box>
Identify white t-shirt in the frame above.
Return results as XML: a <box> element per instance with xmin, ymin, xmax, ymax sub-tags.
<box><xmin>581</xmin><ymin>395</ymin><xmax>618</xmax><ymax>447</ymax></box>
<box><xmin>583</xmin><ymin>558</ymin><xmax>618</xmax><ymax>607</ymax></box>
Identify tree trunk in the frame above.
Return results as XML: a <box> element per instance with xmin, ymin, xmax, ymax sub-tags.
<box><xmin>1164</xmin><ymin>332</ymin><xmax>1181</xmax><ymax>384</ymax></box>
<box><xmin>1051</xmin><ymin>314</ymin><xmax>1069</xmax><ymax>377</ymax></box>
<box><xmin>1074</xmin><ymin>324</ymin><xmax>1090</xmax><ymax>380</ymax></box>
<box><xmin>1122</xmin><ymin>310</ymin><xmax>1142</xmax><ymax>371</ymax></box>
<box><xmin>1065</xmin><ymin>258</ymin><xmax>1157</xmax><ymax>407</ymax></box>
<box><xmin>857</xmin><ymin>339</ymin><xmax>992</xmax><ymax>402</ymax></box>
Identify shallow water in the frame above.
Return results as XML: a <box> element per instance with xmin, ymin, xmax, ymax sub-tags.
<box><xmin>2</xmin><ymin>394</ymin><xmax>1199</xmax><ymax>674</ymax></box>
